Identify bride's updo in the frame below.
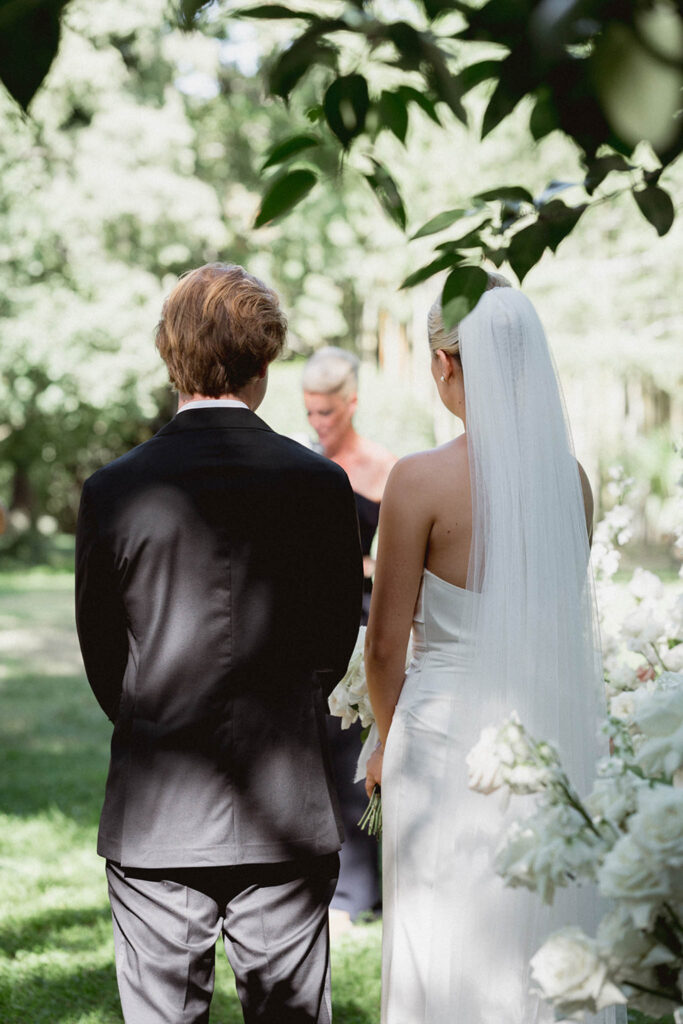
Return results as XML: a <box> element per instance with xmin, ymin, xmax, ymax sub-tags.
<box><xmin>427</xmin><ymin>271</ymin><xmax>511</xmax><ymax>358</ymax></box>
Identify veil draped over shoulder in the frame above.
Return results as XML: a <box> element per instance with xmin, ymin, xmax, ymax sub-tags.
<box><xmin>442</xmin><ymin>287</ymin><xmax>618</xmax><ymax>1024</ymax></box>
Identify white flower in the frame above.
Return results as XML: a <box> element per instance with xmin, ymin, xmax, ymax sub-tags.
<box><xmin>586</xmin><ymin>771</ymin><xmax>643</xmax><ymax>830</ymax></box>
<box><xmin>628</xmin><ymin>784</ymin><xmax>683</xmax><ymax>868</ymax></box>
<box><xmin>621</xmin><ymin>606</ymin><xmax>666</xmax><ymax>652</ymax></box>
<box><xmin>466</xmin><ymin>725</ymin><xmax>505</xmax><ymax>794</ymax></box>
<box><xmin>327</xmin><ymin>682</ymin><xmax>359</xmax><ymax>729</ymax></box>
<box><xmin>502</xmin><ymin>762</ymin><xmax>556</xmax><ymax>795</ymax></box>
<box><xmin>629</xmin><ymin>567</ymin><xmax>664</xmax><ymax>602</ymax></box>
<box><xmin>663</xmin><ymin>644</ymin><xmax>683</xmax><ymax>672</ymax></box>
<box><xmin>530</xmin><ymin>927</ymin><xmax>626</xmax><ymax>1020</ymax></box>
<box><xmin>609</xmin><ymin>691</ymin><xmax>636</xmax><ymax>722</ymax></box>
<box><xmin>632</xmin><ymin>675</ymin><xmax>683</xmax><ymax>779</ymax></box>
<box><xmin>666</xmin><ymin>593</ymin><xmax>683</xmax><ymax>639</ymax></box>
<box><xmin>605</xmin><ymin>658</ymin><xmax>636</xmax><ymax>691</ymax></box>
<box><xmin>598</xmin><ymin>834</ymin><xmax>671</xmax><ymax>927</ymax></box>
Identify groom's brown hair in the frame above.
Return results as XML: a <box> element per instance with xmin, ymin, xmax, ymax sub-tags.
<box><xmin>156</xmin><ymin>263</ymin><xmax>287</xmax><ymax>395</ymax></box>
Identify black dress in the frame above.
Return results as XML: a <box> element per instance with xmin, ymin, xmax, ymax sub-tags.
<box><xmin>325</xmin><ymin>491</ymin><xmax>382</xmax><ymax>919</ymax></box>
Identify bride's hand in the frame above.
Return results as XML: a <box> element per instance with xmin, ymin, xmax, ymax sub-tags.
<box><xmin>365</xmin><ymin>744</ymin><xmax>384</xmax><ymax>798</ymax></box>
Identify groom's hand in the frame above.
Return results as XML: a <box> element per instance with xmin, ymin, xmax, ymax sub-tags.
<box><xmin>365</xmin><ymin>744</ymin><xmax>384</xmax><ymax>798</ymax></box>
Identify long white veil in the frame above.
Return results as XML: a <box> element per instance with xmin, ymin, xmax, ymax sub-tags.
<box><xmin>445</xmin><ymin>287</ymin><xmax>615</xmax><ymax>1024</ymax></box>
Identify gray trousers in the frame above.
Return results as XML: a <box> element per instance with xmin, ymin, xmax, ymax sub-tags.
<box><xmin>106</xmin><ymin>854</ymin><xmax>339</xmax><ymax>1024</ymax></box>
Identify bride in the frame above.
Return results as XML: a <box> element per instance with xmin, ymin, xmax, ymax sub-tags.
<box><xmin>364</xmin><ymin>276</ymin><xmax>615</xmax><ymax>1024</ymax></box>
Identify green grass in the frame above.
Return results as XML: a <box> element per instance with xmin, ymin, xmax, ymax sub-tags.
<box><xmin>0</xmin><ymin>571</ymin><xmax>381</xmax><ymax>1023</ymax></box>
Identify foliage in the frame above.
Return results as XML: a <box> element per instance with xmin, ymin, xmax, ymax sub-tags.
<box><xmin>223</xmin><ymin>0</ymin><xmax>682</xmax><ymax>308</ymax></box>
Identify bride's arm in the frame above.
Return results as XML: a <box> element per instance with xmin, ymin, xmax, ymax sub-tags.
<box><xmin>365</xmin><ymin>455</ymin><xmax>434</xmax><ymax>748</ymax></box>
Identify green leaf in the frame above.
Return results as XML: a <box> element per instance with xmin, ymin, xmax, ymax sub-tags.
<box><xmin>400</xmin><ymin>253</ymin><xmax>460</xmax><ymax>290</ymax></box>
<box><xmin>0</xmin><ymin>0</ymin><xmax>69</xmax><ymax>110</ymax></box>
<box><xmin>411</xmin><ymin>208</ymin><xmax>468</xmax><ymax>240</ymax></box>
<box><xmin>396</xmin><ymin>85</ymin><xmax>441</xmax><ymax>125</ymax></box>
<box><xmin>254</xmin><ymin>169</ymin><xmax>317</xmax><ymax>227</ymax></box>
<box><xmin>633</xmin><ymin>186</ymin><xmax>675</xmax><ymax>237</ymax></box>
<box><xmin>261</xmin><ymin>134</ymin><xmax>319</xmax><ymax>170</ymax></box>
<box><xmin>178</xmin><ymin>0</ymin><xmax>214</xmax><ymax>29</ymax></box>
<box><xmin>378</xmin><ymin>90</ymin><xmax>409</xmax><ymax>144</ymax></box>
<box><xmin>584</xmin><ymin>154</ymin><xmax>633</xmax><ymax>195</ymax></box>
<box><xmin>482</xmin><ymin>76</ymin><xmax>521</xmax><ymax>137</ymax></box>
<box><xmin>474</xmin><ymin>186</ymin><xmax>534</xmax><ymax>204</ymax></box>
<box><xmin>324</xmin><ymin>74</ymin><xmax>370</xmax><ymax>148</ymax></box>
<box><xmin>459</xmin><ymin>60</ymin><xmax>501</xmax><ymax>95</ymax></box>
<box><xmin>435</xmin><ymin>221</ymin><xmax>491</xmax><ymax>251</ymax></box>
<box><xmin>441</xmin><ymin>266</ymin><xmax>489</xmax><ymax>330</ymax></box>
<box><xmin>507</xmin><ymin>221</ymin><xmax>550</xmax><ymax>283</ymax></box>
<box><xmin>268</xmin><ymin>21</ymin><xmax>342</xmax><ymax>98</ymax></box>
<box><xmin>537</xmin><ymin>200</ymin><xmax>586</xmax><ymax>252</ymax></box>
<box><xmin>529</xmin><ymin>91</ymin><xmax>557</xmax><ymax>141</ymax></box>
<box><xmin>419</xmin><ymin>37</ymin><xmax>466</xmax><ymax>123</ymax></box>
<box><xmin>233</xmin><ymin>5</ymin><xmax>317</xmax><ymax>20</ymax></box>
<box><xmin>365</xmin><ymin>159</ymin><xmax>406</xmax><ymax>231</ymax></box>
<box><xmin>421</xmin><ymin>0</ymin><xmax>473</xmax><ymax>18</ymax></box>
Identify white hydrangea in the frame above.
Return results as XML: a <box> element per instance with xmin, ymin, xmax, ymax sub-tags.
<box><xmin>609</xmin><ymin>691</ymin><xmax>636</xmax><ymax>722</ymax></box>
<box><xmin>621</xmin><ymin>605</ymin><xmax>666</xmax><ymax>653</ymax></box>
<box><xmin>585</xmin><ymin>770</ymin><xmax>643</xmax><ymax>830</ymax></box>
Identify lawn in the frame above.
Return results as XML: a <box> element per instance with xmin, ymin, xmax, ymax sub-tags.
<box><xmin>0</xmin><ymin>571</ymin><xmax>381</xmax><ymax>1024</ymax></box>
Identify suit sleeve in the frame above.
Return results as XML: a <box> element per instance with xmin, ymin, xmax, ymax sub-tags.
<box><xmin>308</xmin><ymin>468</ymin><xmax>364</xmax><ymax>696</ymax></box>
<box><xmin>75</xmin><ymin>479</ymin><xmax>129</xmax><ymax>722</ymax></box>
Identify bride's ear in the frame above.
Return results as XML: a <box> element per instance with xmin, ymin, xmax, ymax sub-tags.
<box><xmin>435</xmin><ymin>349</ymin><xmax>452</xmax><ymax>382</ymax></box>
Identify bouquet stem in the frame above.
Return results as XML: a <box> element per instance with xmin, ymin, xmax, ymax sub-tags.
<box><xmin>358</xmin><ymin>785</ymin><xmax>382</xmax><ymax>837</ymax></box>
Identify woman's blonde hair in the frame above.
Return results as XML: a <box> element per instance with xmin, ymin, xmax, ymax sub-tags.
<box><xmin>156</xmin><ymin>263</ymin><xmax>287</xmax><ymax>395</ymax></box>
<box><xmin>428</xmin><ymin>271</ymin><xmax>512</xmax><ymax>358</ymax></box>
<box><xmin>302</xmin><ymin>346</ymin><xmax>359</xmax><ymax>400</ymax></box>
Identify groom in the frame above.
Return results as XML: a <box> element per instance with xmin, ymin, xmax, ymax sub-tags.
<box><xmin>75</xmin><ymin>263</ymin><xmax>363</xmax><ymax>1023</ymax></box>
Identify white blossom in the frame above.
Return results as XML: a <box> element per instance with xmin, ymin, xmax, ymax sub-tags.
<box><xmin>466</xmin><ymin>724</ymin><xmax>506</xmax><ymax>794</ymax></box>
<box><xmin>629</xmin><ymin>567</ymin><xmax>664</xmax><ymax>602</ymax></box>
<box><xmin>530</xmin><ymin>928</ymin><xmax>626</xmax><ymax>1020</ymax></box>
<box><xmin>598</xmin><ymin>834</ymin><xmax>671</xmax><ymax>928</ymax></box>
<box><xmin>609</xmin><ymin>691</ymin><xmax>636</xmax><ymax>722</ymax></box>
<box><xmin>628</xmin><ymin>784</ymin><xmax>683</xmax><ymax>868</ymax></box>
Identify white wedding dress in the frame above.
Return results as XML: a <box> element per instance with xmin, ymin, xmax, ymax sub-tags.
<box><xmin>378</xmin><ymin>288</ymin><xmax>620</xmax><ymax>1024</ymax></box>
<box><xmin>381</xmin><ymin>568</ymin><xmax>613</xmax><ymax>1024</ymax></box>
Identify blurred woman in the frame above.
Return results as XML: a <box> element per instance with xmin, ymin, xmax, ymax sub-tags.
<box><xmin>303</xmin><ymin>346</ymin><xmax>396</xmax><ymax>931</ymax></box>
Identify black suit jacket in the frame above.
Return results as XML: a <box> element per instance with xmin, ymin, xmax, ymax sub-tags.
<box><xmin>75</xmin><ymin>407</ymin><xmax>363</xmax><ymax>868</ymax></box>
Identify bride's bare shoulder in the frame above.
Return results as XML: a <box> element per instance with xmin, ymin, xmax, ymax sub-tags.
<box><xmin>385</xmin><ymin>436</ymin><xmax>468</xmax><ymax>498</ymax></box>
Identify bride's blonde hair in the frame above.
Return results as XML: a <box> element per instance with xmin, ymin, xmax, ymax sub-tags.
<box><xmin>427</xmin><ymin>271</ymin><xmax>511</xmax><ymax>358</ymax></box>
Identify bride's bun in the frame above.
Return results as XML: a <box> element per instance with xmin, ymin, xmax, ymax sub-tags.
<box><xmin>428</xmin><ymin>271</ymin><xmax>512</xmax><ymax>357</ymax></box>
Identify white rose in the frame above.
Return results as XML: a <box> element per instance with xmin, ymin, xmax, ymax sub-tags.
<box><xmin>586</xmin><ymin>771</ymin><xmax>642</xmax><ymax>830</ymax></box>
<box><xmin>530</xmin><ymin>927</ymin><xmax>626</xmax><ymax>1020</ymax></box>
<box><xmin>629</xmin><ymin>568</ymin><xmax>664</xmax><ymax>602</ymax></box>
<box><xmin>628</xmin><ymin>785</ymin><xmax>683</xmax><ymax>867</ymax></box>
<box><xmin>632</xmin><ymin>676</ymin><xmax>683</xmax><ymax>778</ymax></box>
<box><xmin>466</xmin><ymin>725</ymin><xmax>505</xmax><ymax>794</ymax></box>
<box><xmin>598</xmin><ymin>834</ymin><xmax>671</xmax><ymax>928</ymax></box>
<box><xmin>597</xmin><ymin>906</ymin><xmax>658</xmax><ymax>970</ymax></box>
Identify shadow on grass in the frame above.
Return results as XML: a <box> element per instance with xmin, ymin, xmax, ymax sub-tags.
<box><xmin>0</xmin><ymin>671</ymin><xmax>110</xmax><ymax>825</ymax></box>
<box><xmin>0</xmin><ymin>905</ymin><xmax>112</xmax><ymax>959</ymax></box>
<box><xmin>0</xmin><ymin>962</ymin><xmax>123</xmax><ymax>1024</ymax></box>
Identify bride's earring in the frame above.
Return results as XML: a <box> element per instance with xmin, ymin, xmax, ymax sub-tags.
<box><xmin>440</xmin><ymin>375</ymin><xmax>447</xmax><ymax>383</ymax></box>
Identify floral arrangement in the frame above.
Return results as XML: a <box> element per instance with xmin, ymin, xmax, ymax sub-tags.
<box><xmin>468</xmin><ymin>465</ymin><xmax>683</xmax><ymax>1021</ymax></box>
<box><xmin>328</xmin><ymin>626</ymin><xmax>383</xmax><ymax>836</ymax></box>
<box><xmin>328</xmin><ymin>626</ymin><xmax>375</xmax><ymax>733</ymax></box>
